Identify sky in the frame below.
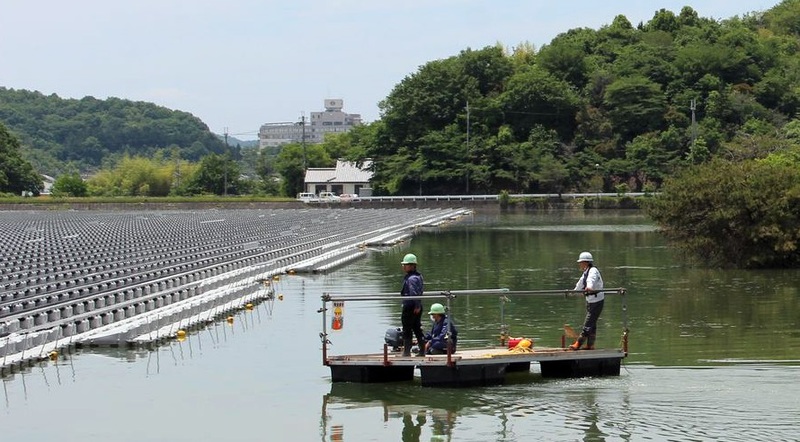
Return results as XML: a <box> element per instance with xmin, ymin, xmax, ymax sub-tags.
<box><xmin>0</xmin><ymin>1</ymin><xmax>779</xmax><ymax>141</ymax></box>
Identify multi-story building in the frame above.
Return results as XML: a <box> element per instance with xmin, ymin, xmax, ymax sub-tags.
<box><xmin>256</xmin><ymin>122</ymin><xmax>303</xmax><ymax>148</ymax></box>
<box><xmin>258</xmin><ymin>99</ymin><xmax>362</xmax><ymax>149</ymax></box>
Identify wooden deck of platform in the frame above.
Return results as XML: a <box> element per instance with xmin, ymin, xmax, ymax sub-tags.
<box><xmin>325</xmin><ymin>346</ymin><xmax>626</xmax><ymax>387</ymax></box>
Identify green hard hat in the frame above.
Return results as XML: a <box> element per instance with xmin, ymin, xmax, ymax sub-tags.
<box><xmin>428</xmin><ymin>303</ymin><xmax>446</xmax><ymax>315</ymax></box>
<box><xmin>401</xmin><ymin>253</ymin><xmax>418</xmax><ymax>265</ymax></box>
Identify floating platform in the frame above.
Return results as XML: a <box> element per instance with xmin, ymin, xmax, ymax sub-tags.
<box><xmin>320</xmin><ymin>287</ymin><xmax>630</xmax><ymax>388</ymax></box>
<box><xmin>325</xmin><ymin>346</ymin><xmax>625</xmax><ymax>387</ymax></box>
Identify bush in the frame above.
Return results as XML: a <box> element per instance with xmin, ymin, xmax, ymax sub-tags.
<box><xmin>647</xmin><ymin>158</ymin><xmax>800</xmax><ymax>268</ymax></box>
<box><xmin>51</xmin><ymin>172</ymin><xmax>88</xmax><ymax>197</ymax></box>
<box><xmin>498</xmin><ymin>190</ymin><xmax>510</xmax><ymax>208</ymax></box>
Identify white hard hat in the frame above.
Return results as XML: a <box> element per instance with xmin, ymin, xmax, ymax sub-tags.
<box><xmin>577</xmin><ymin>252</ymin><xmax>594</xmax><ymax>262</ymax></box>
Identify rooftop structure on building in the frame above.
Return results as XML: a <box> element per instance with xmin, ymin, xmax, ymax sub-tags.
<box><xmin>258</xmin><ymin>99</ymin><xmax>362</xmax><ymax>149</ymax></box>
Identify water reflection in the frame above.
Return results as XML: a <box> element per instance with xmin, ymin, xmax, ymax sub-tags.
<box><xmin>322</xmin><ymin>383</ymin><xmax>466</xmax><ymax>442</ymax></box>
<box><xmin>320</xmin><ymin>375</ymin><xmax>638</xmax><ymax>442</ymax></box>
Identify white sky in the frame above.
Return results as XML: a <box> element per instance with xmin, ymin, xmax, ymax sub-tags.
<box><xmin>0</xmin><ymin>1</ymin><xmax>777</xmax><ymax>140</ymax></box>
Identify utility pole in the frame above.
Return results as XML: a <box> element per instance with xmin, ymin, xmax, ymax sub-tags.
<box><xmin>223</xmin><ymin>127</ymin><xmax>229</xmax><ymax>196</ymax></box>
<box><xmin>465</xmin><ymin>101</ymin><xmax>470</xmax><ymax>195</ymax></box>
<box><xmin>690</xmin><ymin>99</ymin><xmax>697</xmax><ymax>149</ymax></box>
<box><xmin>300</xmin><ymin>114</ymin><xmax>307</xmax><ymax>171</ymax></box>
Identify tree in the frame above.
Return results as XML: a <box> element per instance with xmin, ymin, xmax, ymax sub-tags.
<box><xmin>499</xmin><ymin>66</ymin><xmax>581</xmax><ymax>141</ymax></box>
<box><xmin>379</xmin><ymin>57</ymin><xmax>472</xmax><ymax>147</ymax></box>
<box><xmin>51</xmin><ymin>171</ymin><xmax>87</xmax><ymax>197</ymax></box>
<box><xmin>594</xmin><ymin>14</ymin><xmax>638</xmax><ymax>65</ymax></box>
<box><xmin>612</xmin><ymin>39</ymin><xmax>678</xmax><ymax>87</ymax></box>
<box><xmin>0</xmin><ymin>122</ymin><xmax>42</xmax><ymax>195</ymax></box>
<box><xmin>378</xmin><ymin>46</ymin><xmax>513</xmax><ymax>151</ymax></box>
<box><xmin>86</xmin><ymin>155</ymin><xmax>175</xmax><ymax>196</ymax></box>
<box><xmin>762</xmin><ymin>0</ymin><xmax>800</xmax><ymax>37</ymax></box>
<box><xmin>647</xmin><ymin>157</ymin><xmax>800</xmax><ymax>268</ymax></box>
<box><xmin>603</xmin><ymin>75</ymin><xmax>666</xmax><ymax>141</ymax></box>
<box><xmin>185</xmin><ymin>153</ymin><xmax>241</xmax><ymax>195</ymax></box>
<box><xmin>274</xmin><ymin>143</ymin><xmax>331</xmax><ymax>197</ymax></box>
<box><xmin>621</xmin><ymin>132</ymin><xmax>675</xmax><ymax>190</ymax></box>
<box><xmin>643</xmin><ymin>9</ymin><xmax>680</xmax><ymax>34</ymax></box>
<box><xmin>416</xmin><ymin>125</ymin><xmax>471</xmax><ymax>194</ymax></box>
<box><xmin>536</xmin><ymin>38</ymin><xmax>589</xmax><ymax>89</ymax></box>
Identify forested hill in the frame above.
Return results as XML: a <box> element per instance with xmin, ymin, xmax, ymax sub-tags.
<box><xmin>362</xmin><ymin>1</ymin><xmax>800</xmax><ymax>195</ymax></box>
<box><xmin>0</xmin><ymin>88</ymin><xmax>228</xmax><ymax>175</ymax></box>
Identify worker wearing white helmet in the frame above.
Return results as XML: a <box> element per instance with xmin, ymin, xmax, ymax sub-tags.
<box><xmin>569</xmin><ymin>251</ymin><xmax>605</xmax><ymax>350</ymax></box>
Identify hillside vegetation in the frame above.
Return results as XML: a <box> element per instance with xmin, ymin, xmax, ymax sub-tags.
<box><xmin>328</xmin><ymin>2</ymin><xmax>800</xmax><ymax>196</ymax></box>
<box><xmin>0</xmin><ymin>88</ymin><xmax>229</xmax><ymax>176</ymax></box>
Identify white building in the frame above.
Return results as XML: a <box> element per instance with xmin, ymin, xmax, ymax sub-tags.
<box><xmin>304</xmin><ymin>159</ymin><xmax>372</xmax><ymax>196</ymax></box>
<box><xmin>258</xmin><ymin>99</ymin><xmax>362</xmax><ymax>149</ymax></box>
<box><xmin>257</xmin><ymin>122</ymin><xmax>304</xmax><ymax>148</ymax></box>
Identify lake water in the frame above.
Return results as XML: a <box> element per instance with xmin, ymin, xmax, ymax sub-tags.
<box><xmin>1</xmin><ymin>210</ymin><xmax>798</xmax><ymax>441</ymax></box>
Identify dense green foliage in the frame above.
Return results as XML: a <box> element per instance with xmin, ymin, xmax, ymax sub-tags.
<box><xmin>51</xmin><ymin>171</ymin><xmax>88</xmax><ymax>197</ymax></box>
<box><xmin>87</xmin><ymin>154</ymin><xmax>187</xmax><ymax>197</ymax></box>
<box><xmin>0</xmin><ymin>122</ymin><xmax>42</xmax><ymax>195</ymax></box>
<box><xmin>183</xmin><ymin>153</ymin><xmax>242</xmax><ymax>196</ymax></box>
<box><xmin>647</xmin><ymin>153</ymin><xmax>800</xmax><ymax>268</ymax></box>
<box><xmin>0</xmin><ymin>88</ymin><xmax>229</xmax><ymax>175</ymax></box>
<box><xmin>274</xmin><ymin>142</ymin><xmax>333</xmax><ymax>196</ymax></box>
<box><xmin>327</xmin><ymin>2</ymin><xmax>800</xmax><ymax>196</ymax></box>
<box><xmin>83</xmin><ymin>152</ymin><xmax>259</xmax><ymax>197</ymax></box>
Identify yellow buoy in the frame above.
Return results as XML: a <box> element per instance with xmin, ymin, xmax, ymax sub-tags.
<box><xmin>245</xmin><ymin>303</ymin><xmax>254</xmax><ymax>310</ymax></box>
<box><xmin>176</xmin><ymin>330</ymin><xmax>187</xmax><ymax>338</ymax></box>
<box><xmin>48</xmin><ymin>350</ymin><xmax>59</xmax><ymax>361</ymax></box>
<box><xmin>287</xmin><ymin>269</ymin><xmax>296</xmax><ymax>275</ymax></box>
<box><xmin>278</xmin><ymin>294</ymin><xmax>284</xmax><ymax>301</ymax></box>
<box><xmin>226</xmin><ymin>316</ymin><xmax>234</xmax><ymax>323</ymax></box>
<box><xmin>272</xmin><ymin>275</ymin><xmax>281</xmax><ymax>281</ymax></box>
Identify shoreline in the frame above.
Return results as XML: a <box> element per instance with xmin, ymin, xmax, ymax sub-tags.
<box><xmin>0</xmin><ymin>195</ymin><xmax>644</xmax><ymax>213</ymax></box>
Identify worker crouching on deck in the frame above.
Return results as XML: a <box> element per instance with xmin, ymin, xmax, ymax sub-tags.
<box><xmin>423</xmin><ymin>303</ymin><xmax>458</xmax><ymax>355</ymax></box>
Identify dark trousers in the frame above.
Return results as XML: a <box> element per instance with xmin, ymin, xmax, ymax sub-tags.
<box><xmin>427</xmin><ymin>342</ymin><xmax>456</xmax><ymax>355</ymax></box>
<box><xmin>581</xmin><ymin>299</ymin><xmax>604</xmax><ymax>345</ymax></box>
<box><xmin>401</xmin><ymin>306</ymin><xmax>425</xmax><ymax>354</ymax></box>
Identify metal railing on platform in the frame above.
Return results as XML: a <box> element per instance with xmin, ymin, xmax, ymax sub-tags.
<box><xmin>319</xmin><ymin>287</ymin><xmax>629</xmax><ymax>365</ymax></box>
